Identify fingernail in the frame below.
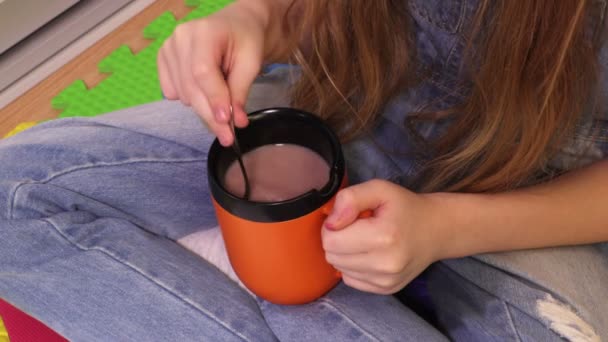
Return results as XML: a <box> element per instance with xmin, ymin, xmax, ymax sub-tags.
<box><xmin>324</xmin><ymin>221</ymin><xmax>335</xmax><ymax>230</ymax></box>
<box><xmin>325</xmin><ymin>211</ymin><xmax>343</xmax><ymax>230</ymax></box>
<box><xmin>219</xmin><ymin>134</ymin><xmax>232</xmax><ymax>147</ymax></box>
<box><xmin>215</xmin><ymin>108</ymin><xmax>228</xmax><ymax>121</ymax></box>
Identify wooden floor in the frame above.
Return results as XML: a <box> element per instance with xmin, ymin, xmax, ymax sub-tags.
<box><xmin>0</xmin><ymin>0</ymin><xmax>191</xmax><ymax>137</ymax></box>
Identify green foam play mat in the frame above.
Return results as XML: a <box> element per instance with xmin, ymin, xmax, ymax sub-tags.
<box><xmin>4</xmin><ymin>0</ymin><xmax>232</xmax><ymax>138</ymax></box>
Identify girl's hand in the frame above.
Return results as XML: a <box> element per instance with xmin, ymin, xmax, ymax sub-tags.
<box><xmin>158</xmin><ymin>2</ymin><xmax>268</xmax><ymax>146</ymax></box>
<box><xmin>322</xmin><ymin>179</ymin><xmax>445</xmax><ymax>295</ymax></box>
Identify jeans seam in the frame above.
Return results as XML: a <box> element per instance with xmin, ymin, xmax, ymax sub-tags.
<box><xmin>7</xmin><ymin>157</ymin><xmax>208</xmax><ymax>221</ymax></box>
<box><xmin>41</xmin><ymin>157</ymin><xmax>208</xmax><ymax>184</ymax></box>
<box><xmin>317</xmin><ymin>298</ymin><xmax>382</xmax><ymax>341</ymax></box>
<box><xmin>13</xmin><ymin>182</ymin><xmax>150</xmax><ymax>235</ymax></box>
<box><xmin>7</xmin><ymin>183</ymin><xmax>20</xmax><ymax>220</ymax></box>
<box><xmin>41</xmin><ymin>216</ymin><xmax>250</xmax><ymax>341</ymax></box>
<box><xmin>503</xmin><ymin>301</ymin><xmax>523</xmax><ymax>342</ymax></box>
<box><xmin>36</xmin><ymin>116</ymin><xmax>210</xmax><ymax>155</ymax></box>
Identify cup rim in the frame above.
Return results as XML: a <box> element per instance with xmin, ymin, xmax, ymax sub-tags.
<box><xmin>207</xmin><ymin>107</ymin><xmax>345</xmax><ymax>223</ymax></box>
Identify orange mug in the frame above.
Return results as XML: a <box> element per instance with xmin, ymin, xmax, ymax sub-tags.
<box><xmin>208</xmin><ymin>108</ymin><xmax>356</xmax><ymax>305</ymax></box>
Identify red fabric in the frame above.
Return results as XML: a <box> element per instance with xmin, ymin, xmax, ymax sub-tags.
<box><xmin>0</xmin><ymin>298</ymin><xmax>66</xmax><ymax>342</ymax></box>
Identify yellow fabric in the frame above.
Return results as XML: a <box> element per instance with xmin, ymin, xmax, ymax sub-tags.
<box><xmin>3</xmin><ymin>122</ymin><xmax>37</xmax><ymax>138</ymax></box>
<box><xmin>0</xmin><ymin>316</ymin><xmax>9</xmax><ymax>342</ymax></box>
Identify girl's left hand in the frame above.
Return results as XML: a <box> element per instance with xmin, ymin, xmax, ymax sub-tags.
<box><xmin>322</xmin><ymin>179</ymin><xmax>445</xmax><ymax>295</ymax></box>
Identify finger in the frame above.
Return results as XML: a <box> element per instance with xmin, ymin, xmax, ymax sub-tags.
<box><xmin>157</xmin><ymin>46</ymin><xmax>177</xmax><ymax>99</ymax></box>
<box><xmin>322</xmin><ymin>219</ymin><xmax>382</xmax><ymax>255</ymax></box>
<box><xmin>339</xmin><ymin>264</ymin><xmax>413</xmax><ymax>295</ymax></box>
<box><xmin>326</xmin><ymin>243</ymin><xmax>407</xmax><ymax>276</ymax></box>
<box><xmin>226</xmin><ymin>45</ymin><xmax>262</xmax><ymax>127</ymax></box>
<box><xmin>231</xmin><ymin>103</ymin><xmax>250</xmax><ymax>128</ymax></box>
<box><xmin>340</xmin><ymin>268</ymin><xmax>408</xmax><ymax>293</ymax></box>
<box><xmin>325</xmin><ymin>251</ymin><xmax>379</xmax><ymax>274</ymax></box>
<box><xmin>191</xmin><ymin>93</ymin><xmax>233</xmax><ymax>146</ymax></box>
<box><xmin>337</xmin><ymin>269</ymin><xmax>371</xmax><ymax>283</ymax></box>
<box><xmin>163</xmin><ymin>38</ymin><xmax>187</xmax><ymax>104</ymax></box>
<box><xmin>175</xmin><ymin>30</ymin><xmax>201</xmax><ymax>107</ymax></box>
<box><xmin>341</xmin><ymin>275</ymin><xmax>391</xmax><ymax>295</ymax></box>
<box><xmin>325</xmin><ymin>180</ymin><xmax>391</xmax><ymax>230</ymax></box>
<box><xmin>192</xmin><ymin>43</ymin><xmax>232</xmax><ymax>124</ymax></box>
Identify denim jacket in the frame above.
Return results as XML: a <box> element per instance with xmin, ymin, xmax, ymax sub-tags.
<box><xmin>346</xmin><ymin>0</ymin><xmax>608</xmax><ymax>188</ymax></box>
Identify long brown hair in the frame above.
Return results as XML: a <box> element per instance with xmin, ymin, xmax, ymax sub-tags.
<box><xmin>286</xmin><ymin>0</ymin><xmax>604</xmax><ymax>193</ymax></box>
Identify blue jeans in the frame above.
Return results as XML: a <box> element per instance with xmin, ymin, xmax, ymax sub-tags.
<box><xmin>0</xmin><ymin>98</ymin><xmax>446</xmax><ymax>341</ymax></box>
<box><xmin>1</xmin><ymin>68</ymin><xmax>606</xmax><ymax>341</ymax></box>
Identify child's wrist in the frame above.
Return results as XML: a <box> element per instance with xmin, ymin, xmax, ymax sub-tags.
<box><xmin>423</xmin><ymin>191</ymin><xmax>484</xmax><ymax>260</ymax></box>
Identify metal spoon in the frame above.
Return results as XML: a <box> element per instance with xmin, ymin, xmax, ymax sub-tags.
<box><xmin>229</xmin><ymin>106</ymin><xmax>251</xmax><ymax>200</ymax></box>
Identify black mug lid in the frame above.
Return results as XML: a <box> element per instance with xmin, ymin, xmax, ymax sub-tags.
<box><xmin>207</xmin><ymin>108</ymin><xmax>345</xmax><ymax>223</ymax></box>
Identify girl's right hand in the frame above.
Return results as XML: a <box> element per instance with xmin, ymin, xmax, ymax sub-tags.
<box><xmin>157</xmin><ymin>2</ymin><xmax>269</xmax><ymax>146</ymax></box>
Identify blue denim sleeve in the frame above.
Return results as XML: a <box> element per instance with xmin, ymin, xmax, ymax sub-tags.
<box><xmin>541</xmin><ymin>1</ymin><xmax>608</xmax><ymax>171</ymax></box>
<box><xmin>588</xmin><ymin>2</ymin><xmax>608</xmax><ymax>162</ymax></box>
<box><xmin>597</xmin><ymin>6</ymin><xmax>608</xmax><ymax>160</ymax></box>
<box><xmin>593</xmin><ymin>0</ymin><xmax>608</xmax><ymax>157</ymax></box>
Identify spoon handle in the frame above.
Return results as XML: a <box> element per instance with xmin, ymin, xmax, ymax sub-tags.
<box><xmin>229</xmin><ymin>107</ymin><xmax>251</xmax><ymax>200</ymax></box>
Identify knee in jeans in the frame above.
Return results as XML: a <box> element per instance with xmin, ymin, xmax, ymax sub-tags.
<box><xmin>427</xmin><ymin>262</ymin><xmax>602</xmax><ymax>341</ymax></box>
<box><xmin>535</xmin><ymin>295</ymin><xmax>601</xmax><ymax>342</ymax></box>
